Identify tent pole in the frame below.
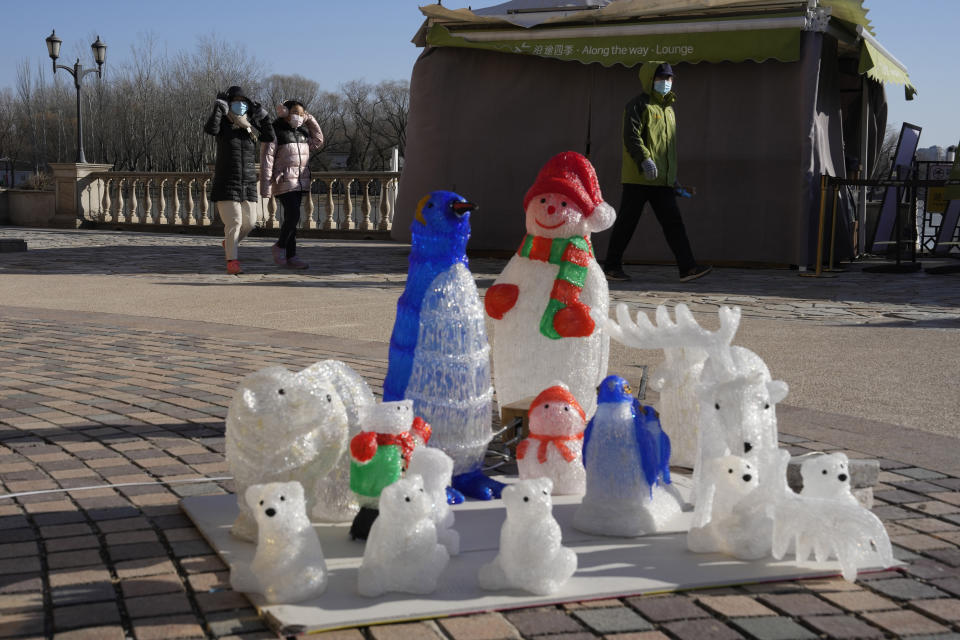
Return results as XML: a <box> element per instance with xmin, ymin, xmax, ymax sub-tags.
<box><xmin>858</xmin><ymin>75</ymin><xmax>869</xmax><ymax>256</ymax></box>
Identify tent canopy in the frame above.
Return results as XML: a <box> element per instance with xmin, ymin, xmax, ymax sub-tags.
<box><xmin>396</xmin><ymin>0</ymin><xmax>904</xmax><ymax>266</ymax></box>
<box><xmin>415</xmin><ymin>0</ymin><xmax>915</xmax><ymax>96</ymax></box>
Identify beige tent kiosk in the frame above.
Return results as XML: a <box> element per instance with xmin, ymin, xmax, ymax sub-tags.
<box><xmin>393</xmin><ymin>0</ymin><xmax>914</xmax><ymax>267</ymax></box>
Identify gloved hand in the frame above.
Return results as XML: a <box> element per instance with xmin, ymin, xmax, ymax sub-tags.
<box><xmin>250</xmin><ymin>101</ymin><xmax>268</xmax><ymax>121</ymax></box>
<box><xmin>215</xmin><ymin>98</ymin><xmax>229</xmax><ymax>114</ymax></box>
<box><xmin>641</xmin><ymin>158</ymin><xmax>658</xmax><ymax>180</ymax></box>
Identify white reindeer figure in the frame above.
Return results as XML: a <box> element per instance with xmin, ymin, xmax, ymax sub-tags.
<box><xmin>595</xmin><ymin>303</ymin><xmax>893</xmax><ymax>578</ymax></box>
<box><xmin>649</xmin><ymin>345</ymin><xmax>707</xmax><ymax>469</ymax></box>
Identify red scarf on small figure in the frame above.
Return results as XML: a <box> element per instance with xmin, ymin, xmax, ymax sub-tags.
<box><xmin>517</xmin><ymin>432</ymin><xmax>584</xmax><ymax>463</ymax></box>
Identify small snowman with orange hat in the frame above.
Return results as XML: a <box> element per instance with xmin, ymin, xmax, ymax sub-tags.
<box><xmin>517</xmin><ymin>383</ymin><xmax>587</xmax><ymax>495</ymax></box>
<box><xmin>485</xmin><ymin>151</ymin><xmax>616</xmax><ymax>421</ymax></box>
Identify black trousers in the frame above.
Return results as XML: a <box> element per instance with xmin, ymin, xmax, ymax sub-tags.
<box><xmin>604</xmin><ymin>184</ymin><xmax>696</xmax><ymax>275</ymax></box>
<box><xmin>276</xmin><ymin>191</ymin><xmax>303</xmax><ymax>258</ymax></box>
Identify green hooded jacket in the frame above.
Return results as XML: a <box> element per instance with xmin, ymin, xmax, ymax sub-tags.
<box><xmin>621</xmin><ymin>81</ymin><xmax>678</xmax><ymax>186</ymax></box>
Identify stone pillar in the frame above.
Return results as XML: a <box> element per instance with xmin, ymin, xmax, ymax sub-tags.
<box><xmin>49</xmin><ymin>162</ymin><xmax>113</xmax><ymax>228</ymax></box>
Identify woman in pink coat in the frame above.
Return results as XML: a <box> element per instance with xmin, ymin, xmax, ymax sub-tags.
<box><xmin>260</xmin><ymin>100</ymin><xmax>324</xmax><ymax>269</ymax></box>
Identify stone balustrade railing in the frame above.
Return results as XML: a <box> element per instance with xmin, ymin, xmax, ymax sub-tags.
<box><xmin>81</xmin><ymin>170</ymin><xmax>400</xmax><ymax>232</ymax></box>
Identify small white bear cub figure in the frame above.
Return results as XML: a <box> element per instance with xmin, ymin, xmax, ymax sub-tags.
<box><xmin>687</xmin><ymin>456</ymin><xmax>759</xmax><ymax>555</ymax></box>
<box><xmin>358</xmin><ymin>474</ymin><xmax>449</xmax><ymax>597</ymax></box>
<box><xmin>407</xmin><ymin>447</ymin><xmax>459</xmax><ymax>555</ymax></box>
<box><xmin>800</xmin><ymin>452</ymin><xmax>857</xmax><ymax>505</ymax></box>
<box><xmin>229</xmin><ymin>481</ymin><xmax>327</xmax><ymax>604</ymax></box>
<box><xmin>517</xmin><ymin>384</ymin><xmax>587</xmax><ymax>495</ymax></box>
<box><xmin>478</xmin><ymin>477</ymin><xmax>577</xmax><ymax>595</ymax></box>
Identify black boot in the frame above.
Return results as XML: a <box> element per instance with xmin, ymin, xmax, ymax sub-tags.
<box><xmin>349</xmin><ymin>506</ymin><xmax>379</xmax><ymax>540</ymax></box>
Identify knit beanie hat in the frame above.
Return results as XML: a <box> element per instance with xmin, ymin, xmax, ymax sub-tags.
<box><xmin>523</xmin><ymin>151</ymin><xmax>615</xmax><ymax>233</ymax></box>
<box><xmin>529</xmin><ymin>383</ymin><xmax>586</xmax><ymax>422</ymax></box>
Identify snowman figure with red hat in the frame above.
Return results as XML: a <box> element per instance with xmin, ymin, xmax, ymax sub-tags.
<box><xmin>517</xmin><ymin>383</ymin><xmax>587</xmax><ymax>495</ymax></box>
<box><xmin>485</xmin><ymin>151</ymin><xmax>615</xmax><ymax>420</ymax></box>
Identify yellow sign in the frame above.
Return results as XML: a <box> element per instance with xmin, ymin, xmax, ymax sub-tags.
<box><xmin>927</xmin><ymin>187</ymin><xmax>948</xmax><ymax>213</ymax></box>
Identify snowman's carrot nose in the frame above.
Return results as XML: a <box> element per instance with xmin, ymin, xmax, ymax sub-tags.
<box><xmin>547</xmin><ymin>205</ymin><xmax>556</xmax><ymax>214</ymax></box>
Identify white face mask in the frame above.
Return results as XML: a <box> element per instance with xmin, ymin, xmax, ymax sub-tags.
<box><xmin>288</xmin><ymin>114</ymin><xmax>305</xmax><ymax>128</ymax></box>
<box><xmin>653</xmin><ymin>79</ymin><xmax>673</xmax><ymax>95</ymax></box>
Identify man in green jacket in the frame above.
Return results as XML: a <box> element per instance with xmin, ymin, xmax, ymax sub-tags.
<box><xmin>603</xmin><ymin>63</ymin><xmax>711</xmax><ymax>282</ymax></box>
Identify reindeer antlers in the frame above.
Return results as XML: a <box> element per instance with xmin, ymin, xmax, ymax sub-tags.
<box><xmin>592</xmin><ymin>303</ymin><xmax>741</xmax><ymax>356</ymax></box>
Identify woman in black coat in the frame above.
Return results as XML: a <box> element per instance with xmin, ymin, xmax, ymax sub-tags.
<box><xmin>204</xmin><ymin>85</ymin><xmax>272</xmax><ymax>274</ymax></box>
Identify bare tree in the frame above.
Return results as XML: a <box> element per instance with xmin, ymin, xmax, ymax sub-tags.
<box><xmin>871</xmin><ymin>124</ymin><xmax>899</xmax><ymax>180</ymax></box>
<box><xmin>263</xmin><ymin>74</ymin><xmax>321</xmax><ymax>115</ymax></box>
<box><xmin>0</xmin><ymin>37</ymin><xmax>407</xmax><ymax>175</ymax></box>
<box><xmin>375</xmin><ymin>79</ymin><xmax>409</xmax><ymax>159</ymax></box>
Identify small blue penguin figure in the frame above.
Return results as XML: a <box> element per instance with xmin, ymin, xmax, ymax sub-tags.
<box><xmin>383</xmin><ymin>191</ymin><xmax>501</xmax><ymax>501</ymax></box>
<box><xmin>574</xmin><ymin>375</ymin><xmax>683</xmax><ymax>536</ymax></box>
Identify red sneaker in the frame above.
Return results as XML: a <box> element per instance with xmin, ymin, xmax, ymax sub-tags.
<box><xmin>286</xmin><ymin>256</ymin><xmax>309</xmax><ymax>270</ymax></box>
<box><xmin>226</xmin><ymin>260</ymin><xmax>242</xmax><ymax>275</ymax></box>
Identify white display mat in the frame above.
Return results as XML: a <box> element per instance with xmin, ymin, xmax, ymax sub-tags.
<box><xmin>181</xmin><ymin>476</ymin><xmax>891</xmax><ymax>636</ymax></box>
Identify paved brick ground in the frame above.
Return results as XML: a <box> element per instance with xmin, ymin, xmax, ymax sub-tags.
<box><xmin>1</xmin><ymin>229</ymin><xmax>959</xmax><ymax>639</ymax></box>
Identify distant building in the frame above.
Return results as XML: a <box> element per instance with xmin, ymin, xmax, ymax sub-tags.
<box><xmin>917</xmin><ymin>146</ymin><xmax>947</xmax><ymax>162</ymax></box>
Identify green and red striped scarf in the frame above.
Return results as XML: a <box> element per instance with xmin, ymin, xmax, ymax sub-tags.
<box><xmin>516</xmin><ymin>234</ymin><xmax>594</xmax><ymax>340</ymax></box>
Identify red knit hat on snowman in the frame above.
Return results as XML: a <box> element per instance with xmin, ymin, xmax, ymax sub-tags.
<box><xmin>523</xmin><ymin>151</ymin><xmax>616</xmax><ymax>233</ymax></box>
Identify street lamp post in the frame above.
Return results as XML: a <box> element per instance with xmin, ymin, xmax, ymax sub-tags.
<box><xmin>45</xmin><ymin>30</ymin><xmax>107</xmax><ymax>164</ymax></box>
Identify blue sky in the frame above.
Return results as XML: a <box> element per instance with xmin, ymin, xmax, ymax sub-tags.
<box><xmin>1</xmin><ymin>0</ymin><xmax>956</xmax><ymax>148</ymax></box>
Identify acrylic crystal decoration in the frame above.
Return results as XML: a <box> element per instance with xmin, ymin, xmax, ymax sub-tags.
<box><xmin>226</xmin><ymin>366</ymin><xmax>349</xmax><ymax>541</ymax></box>
<box><xmin>407</xmin><ymin>447</ymin><xmax>459</xmax><ymax>555</ymax></box>
<box><xmin>649</xmin><ymin>345</ymin><xmax>707</xmax><ymax>468</ymax></box>
<box><xmin>229</xmin><ymin>481</ymin><xmax>327</xmax><ymax>603</ymax></box>
<box><xmin>594</xmin><ymin>305</ymin><xmax>785</xmax><ymax>551</ymax></box>
<box><xmin>486</xmin><ymin>151</ymin><xmax>615</xmax><ymax>421</ymax></box>
<box><xmin>299</xmin><ymin>360</ymin><xmax>375</xmax><ymax>522</ymax></box>
<box><xmin>772</xmin><ymin>491</ymin><xmax>894</xmax><ymax>582</ymax></box>
<box><xmin>517</xmin><ymin>384</ymin><xmax>587</xmax><ymax>495</ymax></box>
<box><xmin>357</xmin><ymin>474</ymin><xmax>450</xmax><ymax>597</ymax></box>
<box><xmin>349</xmin><ymin>400</ymin><xmax>428</xmax><ymax>508</ymax></box>
<box><xmin>382</xmin><ymin>190</ymin><xmax>498</xmax><ymax>500</ymax></box>
<box><xmin>573</xmin><ymin>375</ymin><xmax>683</xmax><ymax>536</ymax></box>
<box><xmin>597</xmin><ymin>303</ymin><xmax>894</xmax><ymax>577</ymax></box>
<box><xmin>478</xmin><ymin>477</ymin><xmax>577</xmax><ymax>595</ymax></box>
<box><xmin>686</xmin><ymin>455</ymin><xmax>761</xmax><ymax>555</ymax></box>
<box><xmin>800</xmin><ymin>452</ymin><xmax>858</xmax><ymax>505</ymax></box>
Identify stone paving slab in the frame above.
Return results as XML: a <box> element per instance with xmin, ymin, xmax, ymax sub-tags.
<box><xmin>0</xmin><ymin>228</ymin><xmax>959</xmax><ymax>639</ymax></box>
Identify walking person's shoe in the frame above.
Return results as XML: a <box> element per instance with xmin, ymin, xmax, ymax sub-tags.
<box><xmin>604</xmin><ymin>267</ymin><xmax>631</xmax><ymax>282</ymax></box>
<box><xmin>680</xmin><ymin>264</ymin><xmax>712</xmax><ymax>282</ymax></box>
<box><xmin>226</xmin><ymin>260</ymin><xmax>243</xmax><ymax>275</ymax></box>
<box><xmin>271</xmin><ymin>244</ymin><xmax>287</xmax><ymax>266</ymax></box>
<box><xmin>286</xmin><ymin>256</ymin><xmax>309</xmax><ymax>270</ymax></box>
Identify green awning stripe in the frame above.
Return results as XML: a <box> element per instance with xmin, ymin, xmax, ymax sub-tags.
<box><xmin>426</xmin><ymin>22</ymin><xmax>803</xmax><ymax>66</ymax></box>
<box><xmin>858</xmin><ymin>37</ymin><xmax>916</xmax><ymax>99</ymax></box>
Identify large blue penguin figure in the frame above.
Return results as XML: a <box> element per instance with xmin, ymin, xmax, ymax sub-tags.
<box><xmin>383</xmin><ymin>190</ymin><xmax>501</xmax><ymax>501</ymax></box>
<box><xmin>574</xmin><ymin>375</ymin><xmax>682</xmax><ymax>536</ymax></box>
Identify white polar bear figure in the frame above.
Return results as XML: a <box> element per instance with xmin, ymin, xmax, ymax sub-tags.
<box><xmin>687</xmin><ymin>456</ymin><xmax>760</xmax><ymax>556</ymax></box>
<box><xmin>300</xmin><ymin>360</ymin><xmax>376</xmax><ymax>522</ymax></box>
<box><xmin>407</xmin><ymin>447</ymin><xmax>460</xmax><ymax>555</ymax></box>
<box><xmin>800</xmin><ymin>452</ymin><xmax>858</xmax><ymax>505</ymax></box>
<box><xmin>485</xmin><ymin>152</ymin><xmax>615</xmax><ymax>420</ymax></box>
<box><xmin>357</xmin><ymin>474</ymin><xmax>449</xmax><ymax>596</ymax></box>
<box><xmin>229</xmin><ymin>481</ymin><xmax>327</xmax><ymax>603</ymax></box>
<box><xmin>478</xmin><ymin>477</ymin><xmax>577</xmax><ymax>595</ymax></box>
<box><xmin>517</xmin><ymin>384</ymin><xmax>587</xmax><ymax>495</ymax></box>
<box><xmin>226</xmin><ymin>366</ymin><xmax>349</xmax><ymax>541</ymax></box>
